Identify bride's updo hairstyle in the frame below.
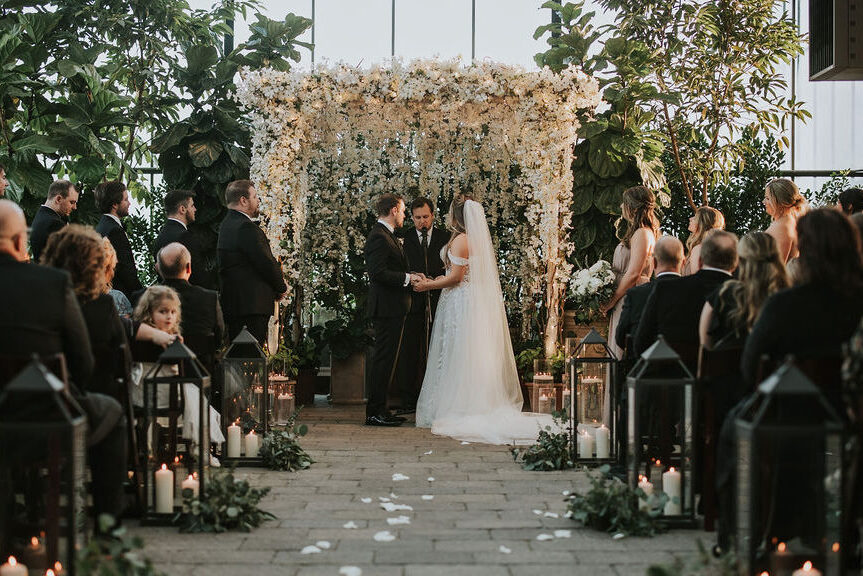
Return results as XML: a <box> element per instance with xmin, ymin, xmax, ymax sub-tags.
<box><xmin>618</xmin><ymin>186</ymin><xmax>660</xmax><ymax>247</ymax></box>
<box><xmin>765</xmin><ymin>178</ymin><xmax>808</xmax><ymax>219</ymax></box>
<box><xmin>444</xmin><ymin>193</ymin><xmax>475</xmax><ymax>265</ymax></box>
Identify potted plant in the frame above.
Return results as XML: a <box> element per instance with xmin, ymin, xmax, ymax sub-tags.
<box><xmin>324</xmin><ymin>309</ymin><xmax>373</xmax><ymax>405</ymax></box>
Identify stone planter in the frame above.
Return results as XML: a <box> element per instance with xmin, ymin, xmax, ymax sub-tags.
<box><xmin>562</xmin><ymin>310</ymin><xmax>608</xmax><ymax>340</ymax></box>
<box><xmin>330</xmin><ymin>351</ymin><xmax>367</xmax><ymax>405</ymax></box>
<box><xmin>295</xmin><ymin>367</ymin><xmax>317</xmax><ymax>407</ymax></box>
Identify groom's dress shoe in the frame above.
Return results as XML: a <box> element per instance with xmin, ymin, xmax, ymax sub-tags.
<box><xmin>365</xmin><ymin>415</ymin><xmax>402</xmax><ymax>427</ymax></box>
<box><xmin>393</xmin><ymin>407</ymin><xmax>416</xmax><ymax>416</ymax></box>
<box><xmin>385</xmin><ymin>413</ymin><xmax>407</xmax><ymax>423</ymax></box>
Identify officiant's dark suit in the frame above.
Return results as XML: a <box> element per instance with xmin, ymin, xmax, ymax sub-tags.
<box><xmin>633</xmin><ymin>230</ymin><xmax>738</xmax><ymax>368</ymax></box>
<box><xmin>29</xmin><ymin>205</ymin><xmax>66</xmax><ymax>262</ymax></box>
<box><xmin>364</xmin><ymin>194</ymin><xmax>413</xmax><ymax>425</ymax></box>
<box><xmin>395</xmin><ymin>212</ymin><xmax>450</xmax><ymax>409</ymax></box>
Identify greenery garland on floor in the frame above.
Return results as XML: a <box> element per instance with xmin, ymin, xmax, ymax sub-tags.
<box><xmin>76</xmin><ymin>516</ymin><xmax>164</xmax><ymax>576</ymax></box>
<box><xmin>510</xmin><ymin>414</ymin><xmax>574</xmax><ymax>471</ymax></box>
<box><xmin>647</xmin><ymin>541</ymin><xmax>736</xmax><ymax>576</ymax></box>
<box><xmin>179</xmin><ymin>467</ymin><xmax>275</xmax><ymax>533</ymax></box>
<box><xmin>259</xmin><ymin>410</ymin><xmax>314</xmax><ymax>472</ymax></box>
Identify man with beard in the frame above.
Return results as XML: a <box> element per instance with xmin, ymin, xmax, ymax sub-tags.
<box><xmin>217</xmin><ymin>180</ymin><xmax>286</xmax><ymax>344</ymax></box>
<box><xmin>95</xmin><ymin>180</ymin><xmax>142</xmax><ymax>299</ymax></box>
<box><xmin>30</xmin><ymin>179</ymin><xmax>79</xmax><ymax>262</ymax></box>
<box><xmin>153</xmin><ymin>189</ymin><xmax>213</xmax><ymax>288</ymax></box>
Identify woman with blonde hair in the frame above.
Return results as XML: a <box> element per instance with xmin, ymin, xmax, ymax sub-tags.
<box><xmin>683</xmin><ymin>206</ymin><xmax>725</xmax><ymax>275</ymax></box>
<box><xmin>600</xmin><ymin>186</ymin><xmax>661</xmax><ymax>358</ymax></box>
<box><xmin>698</xmin><ymin>231</ymin><xmax>789</xmax><ymax>350</ymax></box>
<box><xmin>763</xmin><ymin>178</ymin><xmax>808</xmax><ymax>263</ymax></box>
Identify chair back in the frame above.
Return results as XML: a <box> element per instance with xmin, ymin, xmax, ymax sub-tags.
<box><xmin>0</xmin><ymin>353</ymin><xmax>69</xmax><ymax>391</ymax></box>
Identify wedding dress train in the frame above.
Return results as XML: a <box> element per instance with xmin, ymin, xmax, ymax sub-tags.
<box><xmin>415</xmin><ymin>200</ymin><xmax>554</xmax><ymax>445</ymax></box>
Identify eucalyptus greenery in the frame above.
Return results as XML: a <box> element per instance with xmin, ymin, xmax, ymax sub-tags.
<box><xmin>259</xmin><ymin>411</ymin><xmax>314</xmax><ymax>472</ymax></box>
<box><xmin>179</xmin><ymin>467</ymin><xmax>275</xmax><ymax>533</ymax></box>
<box><xmin>75</xmin><ymin>515</ymin><xmax>164</xmax><ymax>576</ymax></box>
<box><xmin>267</xmin><ymin>339</ymin><xmax>299</xmax><ymax>377</ymax></box>
<box><xmin>647</xmin><ymin>540</ymin><xmax>737</xmax><ymax>576</ymax></box>
<box><xmin>511</xmin><ymin>417</ymin><xmax>574</xmax><ymax>471</ymax></box>
<box><xmin>566</xmin><ymin>465</ymin><xmax>666</xmax><ymax>536</ymax></box>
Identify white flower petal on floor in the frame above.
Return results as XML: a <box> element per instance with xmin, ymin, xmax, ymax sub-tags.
<box><xmin>339</xmin><ymin>567</ymin><xmax>362</xmax><ymax>576</ymax></box>
<box><xmin>612</xmin><ymin>532</ymin><xmax>626</xmax><ymax>540</ymax></box>
<box><xmin>386</xmin><ymin>515</ymin><xmax>411</xmax><ymax>525</ymax></box>
<box><xmin>562</xmin><ymin>490</ymin><xmax>571</xmax><ymax>496</ymax></box>
<box><xmin>378</xmin><ymin>496</ymin><xmax>391</xmax><ymax>502</ymax></box>
<box><xmin>301</xmin><ymin>545</ymin><xmax>321</xmax><ymax>554</ymax></box>
<box><xmin>421</xmin><ymin>495</ymin><xmax>434</xmax><ymax>501</ymax></box>
<box><xmin>360</xmin><ymin>497</ymin><xmax>372</xmax><ymax>504</ymax></box>
<box><xmin>427</xmin><ymin>477</ymin><xmax>435</xmax><ymax>482</ymax></box>
<box><xmin>373</xmin><ymin>530</ymin><xmax>396</xmax><ymax>542</ymax></box>
<box><xmin>543</xmin><ymin>511</ymin><xmax>559</xmax><ymax>518</ymax></box>
<box><xmin>564</xmin><ymin>510</ymin><xmax>573</xmax><ymax>518</ymax></box>
<box><xmin>316</xmin><ymin>541</ymin><xmax>332</xmax><ymax>549</ymax></box>
<box><xmin>553</xmin><ymin>530</ymin><xmax>571</xmax><ymax>539</ymax></box>
<box><xmin>532</xmin><ymin>509</ymin><xmax>543</xmax><ymax>515</ymax></box>
<box><xmin>380</xmin><ymin>502</ymin><xmax>413</xmax><ymax>512</ymax></box>
<box><xmin>499</xmin><ymin>545</ymin><xmax>512</xmax><ymax>554</ymax></box>
<box><xmin>389</xmin><ymin>492</ymin><xmax>399</xmax><ymax>499</ymax></box>
<box><xmin>343</xmin><ymin>521</ymin><xmax>359</xmax><ymax>529</ymax></box>
<box><xmin>392</xmin><ymin>473</ymin><xmax>410</xmax><ymax>481</ymax></box>
<box><xmin>423</xmin><ymin>450</ymin><xmax>433</xmax><ymax>455</ymax></box>
<box><xmin>460</xmin><ymin>441</ymin><xmax>470</xmax><ymax>445</ymax></box>
<box><xmin>536</xmin><ymin>534</ymin><xmax>554</xmax><ymax>541</ymax></box>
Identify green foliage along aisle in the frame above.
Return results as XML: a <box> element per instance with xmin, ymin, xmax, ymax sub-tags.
<box><xmin>259</xmin><ymin>411</ymin><xmax>314</xmax><ymax>472</ymax></box>
<box><xmin>179</xmin><ymin>467</ymin><xmax>275</xmax><ymax>534</ymax></box>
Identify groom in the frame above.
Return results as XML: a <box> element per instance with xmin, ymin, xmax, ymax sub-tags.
<box><xmin>364</xmin><ymin>193</ymin><xmax>423</xmax><ymax>427</ymax></box>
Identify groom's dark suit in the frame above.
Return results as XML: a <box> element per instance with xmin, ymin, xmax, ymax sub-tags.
<box><xmin>395</xmin><ymin>225</ymin><xmax>450</xmax><ymax>408</ymax></box>
<box><xmin>365</xmin><ymin>221</ymin><xmax>412</xmax><ymax>419</ymax></box>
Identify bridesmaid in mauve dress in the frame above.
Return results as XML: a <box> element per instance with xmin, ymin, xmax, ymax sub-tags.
<box><xmin>601</xmin><ymin>186</ymin><xmax>661</xmax><ymax>359</ymax></box>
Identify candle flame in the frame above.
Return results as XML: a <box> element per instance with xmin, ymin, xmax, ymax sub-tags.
<box><xmin>759</xmin><ymin>572</ymin><xmax>769</xmax><ymax>576</ymax></box>
<box><xmin>639</xmin><ymin>475</ymin><xmax>646</xmax><ymax>482</ymax></box>
<box><xmin>55</xmin><ymin>561</ymin><xmax>63</xmax><ymax>571</ymax></box>
<box><xmin>31</xmin><ymin>536</ymin><xmax>39</xmax><ymax>546</ymax></box>
<box><xmin>803</xmin><ymin>561</ymin><xmax>813</xmax><ymax>570</ymax></box>
<box><xmin>250</xmin><ymin>430</ymin><xmax>256</xmax><ymax>436</ymax></box>
<box><xmin>174</xmin><ymin>456</ymin><xmax>180</xmax><ymax>464</ymax></box>
<box><xmin>8</xmin><ymin>557</ymin><xmax>17</xmax><ymax>566</ymax></box>
<box><xmin>161</xmin><ymin>463</ymin><xmax>167</xmax><ymax>471</ymax></box>
<box><xmin>46</xmin><ymin>570</ymin><xmax>56</xmax><ymax>576</ymax></box>
<box><xmin>655</xmin><ymin>460</ymin><xmax>661</xmax><ymax>466</ymax></box>
<box><xmin>778</xmin><ymin>542</ymin><xmax>786</xmax><ymax>552</ymax></box>
<box><xmin>669</xmin><ymin>467</ymin><xmax>676</xmax><ymax>473</ymax></box>
<box><xmin>187</xmin><ymin>474</ymin><xmax>195</xmax><ymax>481</ymax></box>
<box><xmin>832</xmin><ymin>542</ymin><xmax>840</xmax><ymax>552</ymax></box>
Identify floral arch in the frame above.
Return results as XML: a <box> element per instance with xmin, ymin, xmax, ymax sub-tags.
<box><xmin>237</xmin><ymin>59</ymin><xmax>599</xmax><ymax>353</ymax></box>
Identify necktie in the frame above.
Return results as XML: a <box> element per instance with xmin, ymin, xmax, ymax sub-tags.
<box><xmin>421</xmin><ymin>230</ymin><xmax>429</xmax><ymax>273</ymax></box>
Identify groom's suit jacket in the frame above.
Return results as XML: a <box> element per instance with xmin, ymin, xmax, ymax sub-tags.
<box><xmin>365</xmin><ymin>222</ymin><xmax>411</xmax><ymax>319</ymax></box>
<box><xmin>401</xmin><ymin>226</ymin><xmax>450</xmax><ymax>317</ymax></box>
<box><xmin>96</xmin><ymin>214</ymin><xmax>143</xmax><ymax>298</ymax></box>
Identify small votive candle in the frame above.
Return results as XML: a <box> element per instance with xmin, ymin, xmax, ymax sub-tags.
<box><xmin>792</xmin><ymin>561</ymin><xmax>822</xmax><ymax>576</ymax></box>
<box><xmin>245</xmin><ymin>430</ymin><xmax>260</xmax><ymax>457</ymax></box>
<box><xmin>637</xmin><ymin>474</ymin><xmax>654</xmax><ymax>511</ymax></box>
<box><xmin>181</xmin><ymin>474</ymin><xmax>200</xmax><ymax>497</ymax></box>
<box><xmin>0</xmin><ymin>557</ymin><xmax>27</xmax><ymax>576</ymax></box>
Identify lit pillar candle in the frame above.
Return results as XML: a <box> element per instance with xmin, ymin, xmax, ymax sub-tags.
<box><xmin>226</xmin><ymin>422</ymin><xmax>242</xmax><ymax>458</ymax></box>
<box><xmin>562</xmin><ymin>387</ymin><xmax>571</xmax><ymax>415</ymax></box>
<box><xmin>662</xmin><ymin>467</ymin><xmax>682</xmax><ymax>515</ymax></box>
<box><xmin>181</xmin><ymin>474</ymin><xmax>200</xmax><ymax>498</ymax></box>
<box><xmin>245</xmin><ymin>430</ymin><xmax>259</xmax><ymax>457</ymax></box>
<box><xmin>154</xmin><ymin>463</ymin><xmax>174</xmax><ymax>514</ymax></box>
<box><xmin>578</xmin><ymin>431</ymin><xmax>594</xmax><ymax>458</ymax></box>
<box><xmin>0</xmin><ymin>557</ymin><xmax>27</xmax><ymax>576</ymax></box>
<box><xmin>595</xmin><ymin>425</ymin><xmax>610</xmax><ymax>459</ymax></box>
<box><xmin>792</xmin><ymin>561</ymin><xmax>822</xmax><ymax>576</ymax></box>
<box><xmin>538</xmin><ymin>394</ymin><xmax>551</xmax><ymax>414</ymax></box>
<box><xmin>637</xmin><ymin>475</ymin><xmax>654</xmax><ymax>511</ymax></box>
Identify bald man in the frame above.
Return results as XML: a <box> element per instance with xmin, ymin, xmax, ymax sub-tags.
<box><xmin>615</xmin><ymin>235</ymin><xmax>685</xmax><ymax>357</ymax></box>
<box><xmin>0</xmin><ymin>199</ymin><xmax>128</xmax><ymax>525</ymax></box>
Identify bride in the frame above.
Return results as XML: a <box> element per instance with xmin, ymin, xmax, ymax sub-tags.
<box><xmin>413</xmin><ymin>194</ymin><xmax>553</xmax><ymax>444</ymax></box>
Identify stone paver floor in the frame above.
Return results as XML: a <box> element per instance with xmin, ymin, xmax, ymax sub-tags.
<box><xmin>129</xmin><ymin>400</ymin><xmax>712</xmax><ymax>576</ymax></box>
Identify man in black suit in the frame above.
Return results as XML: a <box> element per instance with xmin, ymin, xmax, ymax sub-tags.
<box><xmin>364</xmin><ymin>193</ymin><xmax>423</xmax><ymax>427</ymax></box>
<box><xmin>0</xmin><ymin>199</ymin><xmax>127</xmax><ymax>526</ymax></box>
<box><xmin>95</xmin><ymin>180</ymin><xmax>142</xmax><ymax>299</ymax></box>
<box><xmin>615</xmin><ymin>235</ymin><xmax>684</xmax><ymax>358</ymax></box>
<box><xmin>29</xmin><ymin>179</ymin><xmax>79</xmax><ymax>262</ymax></box>
<box><xmin>634</xmin><ymin>230</ymin><xmax>738</xmax><ymax>365</ymax></box>
<box><xmin>394</xmin><ymin>197</ymin><xmax>450</xmax><ymax>412</ymax></box>
<box><xmin>217</xmin><ymin>179</ymin><xmax>286</xmax><ymax>345</ymax></box>
<box><xmin>153</xmin><ymin>189</ymin><xmax>214</xmax><ymax>288</ymax></box>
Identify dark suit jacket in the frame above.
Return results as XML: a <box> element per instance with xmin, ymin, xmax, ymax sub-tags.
<box><xmin>634</xmin><ymin>268</ymin><xmax>732</xmax><ymax>356</ymax></box>
<box><xmin>217</xmin><ymin>210</ymin><xmax>286</xmax><ymax>318</ymax></box>
<box><xmin>161</xmin><ymin>278</ymin><xmax>225</xmax><ymax>347</ymax></box>
<box><xmin>0</xmin><ymin>253</ymin><xmax>94</xmax><ymax>388</ymax></box>
<box><xmin>615</xmin><ymin>272</ymin><xmax>680</xmax><ymax>353</ymax></box>
<box><xmin>96</xmin><ymin>214</ymin><xmax>143</xmax><ymax>298</ymax></box>
<box><xmin>29</xmin><ymin>205</ymin><xmax>66</xmax><ymax>263</ymax></box>
<box><xmin>80</xmin><ymin>294</ymin><xmax>130</xmax><ymax>399</ymax></box>
<box><xmin>365</xmin><ymin>222</ymin><xmax>411</xmax><ymax>319</ymax></box>
<box><xmin>741</xmin><ymin>283</ymin><xmax>863</xmax><ymax>386</ymax></box>
<box><xmin>153</xmin><ymin>219</ymin><xmax>214</xmax><ymax>288</ymax></box>
<box><xmin>401</xmin><ymin>226</ymin><xmax>450</xmax><ymax>315</ymax></box>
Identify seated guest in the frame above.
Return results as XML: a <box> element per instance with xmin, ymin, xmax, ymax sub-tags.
<box><xmin>742</xmin><ymin>208</ymin><xmax>863</xmax><ymax>392</ymax></box>
<box><xmin>102</xmin><ymin>238</ymin><xmax>133</xmax><ymax>318</ymax></box>
<box><xmin>699</xmin><ymin>232</ymin><xmax>789</xmax><ymax>350</ymax></box>
<box><xmin>683</xmin><ymin>206</ymin><xmax>725</xmax><ymax>276</ymax></box>
<box><xmin>30</xmin><ymin>180</ymin><xmax>79</xmax><ymax>263</ymax></box>
<box><xmin>615</xmin><ymin>235</ymin><xmax>684</xmax><ymax>357</ymax></box>
<box><xmin>837</xmin><ymin>187</ymin><xmax>863</xmax><ymax>215</ymax></box>
<box><xmin>634</xmin><ymin>230</ymin><xmax>738</xmax><ymax>365</ymax></box>
<box><xmin>153</xmin><ymin>190</ymin><xmax>214</xmax><ymax>288</ymax></box>
<box><xmin>42</xmin><ymin>225</ymin><xmax>131</xmax><ymax>401</ymax></box>
<box><xmin>0</xmin><ymin>200</ymin><xmax>126</xmax><ymax>526</ymax></box>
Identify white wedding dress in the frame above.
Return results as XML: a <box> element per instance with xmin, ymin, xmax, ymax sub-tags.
<box><xmin>415</xmin><ymin>200</ymin><xmax>554</xmax><ymax>445</ymax></box>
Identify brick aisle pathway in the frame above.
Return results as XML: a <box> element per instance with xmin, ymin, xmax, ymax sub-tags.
<box><xmin>130</xmin><ymin>401</ymin><xmax>710</xmax><ymax>576</ymax></box>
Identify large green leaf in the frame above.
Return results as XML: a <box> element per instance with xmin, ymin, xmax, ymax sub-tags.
<box><xmin>588</xmin><ymin>134</ymin><xmax>628</xmax><ymax>178</ymax></box>
<box><xmin>184</xmin><ymin>45</ymin><xmax>218</xmax><ymax>76</ymax></box>
<box><xmin>571</xmin><ymin>218</ymin><xmax>597</xmax><ymax>251</ymax></box>
<box><xmin>593</xmin><ymin>181</ymin><xmax>628</xmax><ymax>213</ymax></box>
<box><xmin>151</xmin><ymin>122</ymin><xmax>191</xmax><ymax>154</ymax></box>
<box><xmin>187</xmin><ymin>138</ymin><xmax>222</xmax><ymax>168</ymax></box>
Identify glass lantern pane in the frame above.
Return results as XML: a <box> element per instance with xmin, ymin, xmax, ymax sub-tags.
<box><xmin>737</xmin><ymin>433</ymin><xmax>752</xmax><ymax>565</ymax></box>
<box><xmin>577</xmin><ymin>362</ymin><xmax>607</xmax><ymax>427</ymax></box>
<box><xmin>271</xmin><ymin>377</ymin><xmax>297</xmax><ymax>426</ymax></box>
<box><xmin>224</xmin><ymin>359</ymin><xmax>268</xmax><ymax>434</ymax></box>
<box><xmin>824</xmin><ymin>433</ymin><xmax>842</xmax><ymax>574</ymax></box>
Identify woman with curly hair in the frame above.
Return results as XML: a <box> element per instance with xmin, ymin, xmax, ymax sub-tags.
<box><xmin>600</xmin><ymin>186</ymin><xmax>661</xmax><ymax>358</ymax></box>
<box><xmin>763</xmin><ymin>178</ymin><xmax>808</xmax><ymax>263</ymax></box>
<box><xmin>684</xmin><ymin>206</ymin><xmax>725</xmax><ymax>276</ymax></box>
<box><xmin>42</xmin><ymin>224</ymin><xmax>131</xmax><ymax>399</ymax></box>
<box><xmin>698</xmin><ymin>232</ymin><xmax>788</xmax><ymax>350</ymax></box>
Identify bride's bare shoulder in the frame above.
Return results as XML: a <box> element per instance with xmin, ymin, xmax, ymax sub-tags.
<box><xmin>451</xmin><ymin>233</ymin><xmax>469</xmax><ymax>258</ymax></box>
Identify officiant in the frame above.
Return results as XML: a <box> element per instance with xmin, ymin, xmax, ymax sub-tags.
<box><xmin>392</xmin><ymin>196</ymin><xmax>451</xmax><ymax>413</ymax></box>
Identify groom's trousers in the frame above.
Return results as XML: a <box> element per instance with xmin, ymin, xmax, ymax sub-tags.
<box><xmin>367</xmin><ymin>315</ymin><xmax>406</xmax><ymax>418</ymax></box>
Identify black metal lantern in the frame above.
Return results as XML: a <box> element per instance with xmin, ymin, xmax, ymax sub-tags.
<box><xmin>627</xmin><ymin>337</ymin><xmax>696</xmax><ymax>527</ymax></box>
<box><xmin>0</xmin><ymin>361</ymin><xmax>86</xmax><ymax>576</ymax></box>
<box><xmin>735</xmin><ymin>361</ymin><xmax>844</xmax><ymax>576</ymax></box>
<box><xmin>221</xmin><ymin>327</ymin><xmax>268</xmax><ymax>466</ymax></box>
<box><xmin>568</xmin><ymin>329</ymin><xmax>618</xmax><ymax>464</ymax></box>
<box><xmin>141</xmin><ymin>340</ymin><xmax>210</xmax><ymax>525</ymax></box>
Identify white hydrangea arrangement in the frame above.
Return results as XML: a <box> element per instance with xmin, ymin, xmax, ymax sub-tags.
<box><xmin>568</xmin><ymin>260</ymin><xmax>616</xmax><ymax>322</ymax></box>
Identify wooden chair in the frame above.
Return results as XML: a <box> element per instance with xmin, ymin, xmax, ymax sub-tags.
<box><xmin>697</xmin><ymin>344</ymin><xmax>744</xmax><ymax>532</ymax></box>
<box><xmin>0</xmin><ymin>353</ymin><xmax>69</xmax><ymax>391</ymax></box>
